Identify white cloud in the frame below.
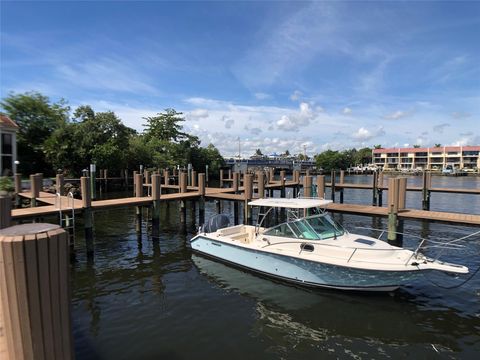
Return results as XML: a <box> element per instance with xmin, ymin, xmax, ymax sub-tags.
<box><xmin>276</xmin><ymin>102</ymin><xmax>315</xmax><ymax>131</ymax></box>
<box><xmin>432</xmin><ymin>123</ymin><xmax>450</xmax><ymax>133</ymax></box>
<box><xmin>451</xmin><ymin>111</ymin><xmax>471</xmax><ymax>119</ymax></box>
<box><xmin>254</xmin><ymin>92</ymin><xmax>271</xmax><ymax>100</ymax></box>
<box><xmin>188</xmin><ymin>108</ymin><xmax>209</xmax><ymax>119</ymax></box>
<box><xmin>342</xmin><ymin>107</ymin><xmax>352</xmax><ymax>115</ymax></box>
<box><xmin>351</xmin><ymin>126</ymin><xmax>385</xmax><ymax>142</ymax></box>
<box><xmin>383</xmin><ymin>110</ymin><xmax>410</xmax><ymax>120</ymax></box>
<box><xmin>290</xmin><ymin>90</ymin><xmax>302</xmax><ymax>101</ymax></box>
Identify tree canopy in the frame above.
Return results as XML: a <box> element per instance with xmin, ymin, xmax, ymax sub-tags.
<box><xmin>1</xmin><ymin>92</ymin><xmax>224</xmax><ymax>177</ymax></box>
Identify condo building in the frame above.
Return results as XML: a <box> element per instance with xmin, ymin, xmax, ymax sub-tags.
<box><xmin>372</xmin><ymin>146</ymin><xmax>480</xmax><ymax>171</ymax></box>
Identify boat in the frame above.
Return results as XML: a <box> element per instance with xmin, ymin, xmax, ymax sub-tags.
<box><xmin>190</xmin><ymin>198</ymin><xmax>469</xmax><ymax>291</ymax></box>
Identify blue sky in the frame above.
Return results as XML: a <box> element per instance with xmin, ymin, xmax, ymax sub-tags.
<box><xmin>1</xmin><ymin>1</ymin><xmax>479</xmax><ymax>157</ymax></box>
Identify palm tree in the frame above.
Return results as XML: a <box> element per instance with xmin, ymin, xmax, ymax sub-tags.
<box><xmin>434</xmin><ymin>143</ymin><xmax>441</xmax><ymax>147</ymax></box>
<box><xmin>373</xmin><ymin>144</ymin><xmax>382</xmax><ymax>149</ymax></box>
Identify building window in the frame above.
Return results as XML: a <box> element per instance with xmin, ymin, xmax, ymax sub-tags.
<box><xmin>1</xmin><ymin>133</ymin><xmax>12</xmax><ymax>155</ymax></box>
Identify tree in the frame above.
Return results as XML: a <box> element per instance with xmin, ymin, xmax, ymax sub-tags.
<box><xmin>284</xmin><ymin>150</ymin><xmax>290</xmax><ymax>157</ymax></box>
<box><xmin>373</xmin><ymin>144</ymin><xmax>382</xmax><ymax>149</ymax></box>
<box><xmin>143</xmin><ymin>109</ymin><xmax>189</xmax><ymax>142</ymax></box>
<box><xmin>434</xmin><ymin>143</ymin><xmax>441</xmax><ymax>147</ymax></box>
<box><xmin>413</xmin><ymin>144</ymin><xmax>421</xmax><ymax>148</ymax></box>
<box><xmin>1</xmin><ymin>91</ymin><xmax>70</xmax><ymax>175</ymax></box>
<box><xmin>315</xmin><ymin>150</ymin><xmax>350</xmax><ymax>171</ymax></box>
<box><xmin>44</xmin><ymin>107</ymin><xmax>135</xmax><ymax>174</ymax></box>
<box><xmin>354</xmin><ymin>147</ymin><xmax>372</xmax><ymax>165</ymax></box>
<box><xmin>255</xmin><ymin>149</ymin><xmax>263</xmax><ymax>156</ymax></box>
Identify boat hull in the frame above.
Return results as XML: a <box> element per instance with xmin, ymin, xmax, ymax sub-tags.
<box><xmin>190</xmin><ymin>236</ymin><xmax>421</xmax><ymax>291</ymax></box>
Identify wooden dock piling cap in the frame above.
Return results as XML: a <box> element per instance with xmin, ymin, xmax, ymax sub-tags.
<box><xmin>0</xmin><ymin>223</ymin><xmax>61</xmax><ymax>236</ymax></box>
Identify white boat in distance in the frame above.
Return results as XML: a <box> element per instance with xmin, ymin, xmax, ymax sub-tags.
<box><xmin>190</xmin><ymin>198</ymin><xmax>468</xmax><ymax>291</ymax></box>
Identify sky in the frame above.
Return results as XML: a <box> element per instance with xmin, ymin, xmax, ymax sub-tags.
<box><xmin>1</xmin><ymin>1</ymin><xmax>479</xmax><ymax>157</ymax></box>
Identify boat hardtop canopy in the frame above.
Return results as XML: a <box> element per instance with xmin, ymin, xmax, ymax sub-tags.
<box><xmin>248</xmin><ymin>198</ymin><xmax>332</xmax><ymax>209</ymax></box>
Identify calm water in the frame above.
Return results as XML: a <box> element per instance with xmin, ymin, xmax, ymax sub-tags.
<box><xmin>71</xmin><ymin>175</ymin><xmax>480</xmax><ymax>359</ymax></box>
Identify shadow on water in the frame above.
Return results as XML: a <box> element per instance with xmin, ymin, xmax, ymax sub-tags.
<box><xmin>70</xmin><ymin>186</ymin><xmax>480</xmax><ymax>360</ymax></box>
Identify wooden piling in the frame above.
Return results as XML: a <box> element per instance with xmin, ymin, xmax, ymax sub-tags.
<box><xmin>191</xmin><ymin>171</ymin><xmax>197</xmax><ymax>188</ymax></box>
<box><xmin>164</xmin><ymin>170</ymin><xmax>170</xmax><ymax>186</ymax></box>
<box><xmin>422</xmin><ymin>170</ymin><xmax>431</xmax><ymax>210</ymax></box>
<box><xmin>151</xmin><ymin>174</ymin><xmax>161</xmax><ymax>237</ymax></box>
<box><xmin>220</xmin><ymin>169</ymin><xmax>224</xmax><ymax>188</ymax></box>
<box><xmin>257</xmin><ymin>171</ymin><xmax>265</xmax><ymax>198</ymax></box>
<box><xmin>135</xmin><ymin>173</ymin><xmax>143</xmax><ymax>197</ymax></box>
<box><xmin>232</xmin><ymin>172</ymin><xmax>239</xmax><ymax>193</ymax></box>
<box><xmin>372</xmin><ymin>171</ymin><xmax>378</xmax><ymax>206</ymax></box>
<box><xmin>316</xmin><ymin>175</ymin><xmax>325</xmax><ymax>199</ymax></box>
<box><xmin>56</xmin><ymin>174</ymin><xmax>65</xmax><ymax>196</ymax></box>
<box><xmin>387</xmin><ymin>177</ymin><xmax>407</xmax><ymax>242</ymax></box>
<box><xmin>244</xmin><ymin>174</ymin><xmax>253</xmax><ymax>224</ymax></box>
<box><xmin>0</xmin><ymin>197</ymin><xmax>11</xmax><ymax>229</ymax></box>
<box><xmin>30</xmin><ymin>174</ymin><xmax>39</xmax><ymax>207</ymax></box>
<box><xmin>377</xmin><ymin>171</ymin><xmax>384</xmax><ymax>206</ymax></box>
<box><xmin>304</xmin><ymin>175</ymin><xmax>312</xmax><ymax>198</ymax></box>
<box><xmin>80</xmin><ymin>177</ymin><xmax>94</xmax><ymax>255</ymax></box>
<box><xmin>269</xmin><ymin>168</ymin><xmax>274</xmax><ymax>183</ymax></box>
<box><xmin>280</xmin><ymin>170</ymin><xmax>286</xmax><ymax>198</ymax></box>
<box><xmin>133</xmin><ymin>171</ymin><xmax>138</xmax><ymax>196</ymax></box>
<box><xmin>339</xmin><ymin>170</ymin><xmax>345</xmax><ymax>184</ymax></box>
<box><xmin>0</xmin><ymin>224</ymin><xmax>73</xmax><ymax>360</ymax></box>
<box><xmin>330</xmin><ymin>170</ymin><xmax>336</xmax><ymax>203</ymax></box>
<box><xmin>179</xmin><ymin>172</ymin><xmax>187</xmax><ymax>223</ymax></box>
<box><xmin>198</xmin><ymin>173</ymin><xmax>206</xmax><ymax>225</ymax></box>
<box><xmin>14</xmin><ymin>174</ymin><xmax>21</xmax><ymax>208</ymax></box>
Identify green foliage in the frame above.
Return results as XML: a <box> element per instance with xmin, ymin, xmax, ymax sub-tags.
<box><xmin>434</xmin><ymin>143</ymin><xmax>441</xmax><ymax>147</ymax></box>
<box><xmin>353</xmin><ymin>147</ymin><xmax>372</xmax><ymax>165</ymax></box>
<box><xmin>0</xmin><ymin>176</ymin><xmax>14</xmax><ymax>194</ymax></box>
<box><xmin>255</xmin><ymin>148</ymin><xmax>263</xmax><ymax>156</ymax></box>
<box><xmin>44</xmin><ymin>107</ymin><xmax>135</xmax><ymax>175</ymax></box>
<box><xmin>315</xmin><ymin>150</ymin><xmax>349</xmax><ymax>171</ymax></box>
<box><xmin>143</xmin><ymin>109</ymin><xmax>189</xmax><ymax>142</ymax></box>
<box><xmin>314</xmin><ymin>147</ymin><xmax>373</xmax><ymax>171</ymax></box>
<box><xmin>1</xmin><ymin>91</ymin><xmax>70</xmax><ymax>175</ymax></box>
<box><xmin>2</xmin><ymin>92</ymin><xmax>224</xmax><ymax>177</ymax></box>
<box><xmin>413</xmin><ymin>144</ymin><xmax>421</xmax><ymax>148</ymax></box>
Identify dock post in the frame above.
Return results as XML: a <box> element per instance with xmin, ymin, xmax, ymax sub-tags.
<box><xmin>205</xmin><ymin>165</ymin><xmax>209</xmax><ymax>187</ymax></box>
<box><xmin>81</xmin><ymin>176</ymin><xmax>94</xmax><ymax>256</ymax></box>
<box><xmin>14</xmin><ymin>173</ymin><xmax>22</xmax><ymax>208</ymax></box>
<box><xmin>135</xmin><ymin>173</ymin><xmax>144</xmax><ymax>233</ymax></box>
<box><xmin>133</xmin><ymin>171</ymin><xmax>138</xmax><ymax>196</ymax></box>
<box><xmin>304</xmin><ymin>175</ymin><xmax>312</xmax><ymax>197</ymax></box>
<box><xmin>258</xmin><ymin>171</ymin><xmax>265</xmax><ymax>198</ymax></box>
<box><xmin>151</xmin><ymin>174</ymin><xmax>161</xmax><ymax>238</ymax></box>
<box><xmin>339</xmin><ymin>170</ymin><xmax>345</xmax><ymax>203</ymax></box>
<box><xmin>387</xmin><ymin>178</ymin><xmax>399</xmax><ymax>242</ymax></box>
<box><xmin>0</xmin><ymin>197</ymin><xmax>12</xmax><ymax>229</ymax></box>
<box><xmin>269</xmin><ymin>168</ymin><xmax>274</xmax><ymax>183</ymax></box>
<box><xmin>0</xmin><ymin>224</ymin><xmax>74</xmax><ymax>360</ymax></box>
<box><xmin>377</xmin><ymin>171</ymin><xmax>384</xmax><ymax>206</ymax></box>
<box><xmin>280</xmin><ymin>170</ymin><xmax>286</xmax><ymax>198</ymax></box>
<box><xmin>244</xmin><ymin>174</ymin><xmax>253</xmax><ymax>224</ymax></box>
<box><xmin>372</xmin><ymin>171</ymin><xmax>378</xmax><ymax>206</ymax></box>
<box><xmin>187</xmin><ymin>163</ymin><xmax>192</xmax><ymax>186</ymax></box>
<box><xmin>422</xmin><ymin>170</ymin><xmax>431</xmax><ymax>210</ymax></box>
<box><xmin>330</xmin><ymin>170</ymin><xmax>336</xmax><ymax>202</ymax></box>
<box><xmin>220</xmin><ymin>169</ymin><xmax>224</xmax><ymax>188</ymax></box>
<box><xmin>191</xmin><ymin>170</ymin><xmax>197</xmax><ymax>188</ymax></box>
<box><xmin>30</xmin><ymin>174</ymin><xmax>40</xmax><ymax>207</ymax></box>
<box><xmin>89</xmin><ymin>164</ymin><xmax>96</xmax><ymax>200</ymax></box>
<box><xmin>56</xmin><ymin>173</ymin><xmax>65</xmax><ymax>196</ymax></box>
<box><xmin>316</xmin><ymin>175</ymin><xmax>325</xmax><ymax>199</ymax></box>
<box><xmin>179</xmin><ymin>172</ymin><xmax>187</xmax><ymax>223</ymax></box>
<box><xmin>198</xmin><ymin>173</ymin><xmax>206</xmax><ymax>225</ymax></box>
<box><xmin>232</xmin><ymin>172</ymin><xmax>239</xmax><ymax>193</ymax></box>
<box><xmin>104</xmin><ymin>169</ymin><xmax>108</xmax><ymax>193</ymax></box>
<box><xmin>164</xmin><ymin>170</ymin><xmax>170</xmax><ymax>186</ymax></box>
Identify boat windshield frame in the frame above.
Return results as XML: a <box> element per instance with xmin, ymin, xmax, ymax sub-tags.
<box><xmin>258</xmin><ymin>210</ymin><xmax>346</xmax><ymax>241</ymax></box>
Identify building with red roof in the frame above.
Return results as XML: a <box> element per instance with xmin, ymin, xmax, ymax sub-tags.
<box><xmin>0</xmin><ymin>114</ymin><xmax>19</xmax><ymax>175</ymax></box>
<box><xmin>372</xmin><ymin>145</ymin><xmax>480</xmax><ymax>171</ymax></box>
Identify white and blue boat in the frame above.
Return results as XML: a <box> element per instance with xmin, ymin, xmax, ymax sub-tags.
<box><xmin>190</xmin><ymin>198</ymin><xmax>468</xmax><ymax>291</ymax></box>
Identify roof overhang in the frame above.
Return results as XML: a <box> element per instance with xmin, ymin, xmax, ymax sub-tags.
<box><xmin>248</xmin><ymin>198</ymin><xmax>332</xmax><ymax>209</ymax></box>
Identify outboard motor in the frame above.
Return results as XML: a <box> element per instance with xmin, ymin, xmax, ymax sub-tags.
<box><xmin>202</xmin><ymin>214</ymin><xmax>230</xmax><ymax>233</ymax></box>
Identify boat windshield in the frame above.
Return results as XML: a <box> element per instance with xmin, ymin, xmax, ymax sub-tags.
<box><xmin>263</xmin><ymin>214</ymin><xmax>344</xmax><ymax>240</ymax></box>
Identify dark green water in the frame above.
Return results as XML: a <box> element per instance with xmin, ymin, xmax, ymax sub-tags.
<box><xmin>71</xmin><ymin>175</ymin><xmax>480</xmax><ymax>359</ymax></box>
